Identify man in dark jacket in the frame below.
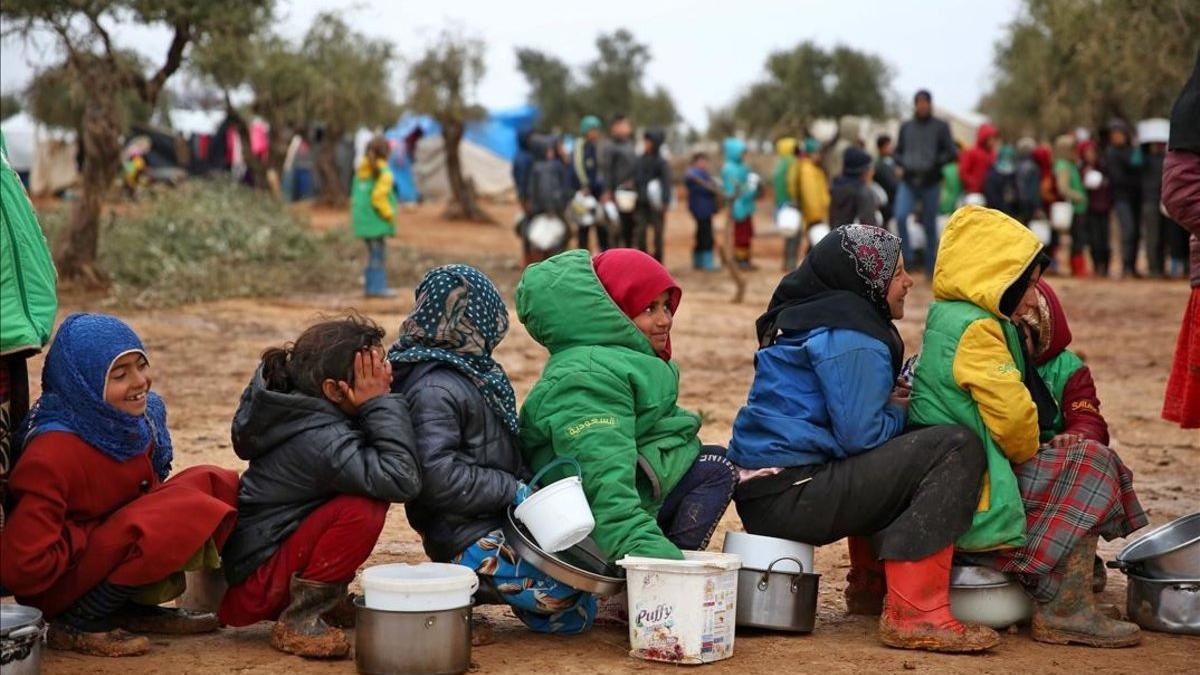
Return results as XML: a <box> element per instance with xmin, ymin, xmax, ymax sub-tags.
<box><xmin>633</xmin><ymin>127</ymin><xmax>673</xmax><ymax>261</ymax></box>
<box><xmin>830</xmin><ymin>147</ymin><xmax>879</xmax><ymax>226</ymax></box>
<box><xmin>603</xmin><ymin>114</ymin><xmax>638</xmax><ymax>246</ymax></box>
<box><xmin>892</xmin><ymin>89</ymin><xmax>957</xmax><ymax>275</ymax></box>
<box><xmin>571</xmin><ymin>115</ymin><xmax>608</xmax><ymax>251</ymax></box>
<box><xmin>874</xmin><ymin>135</ymin><xmax>899</xmax><ymax>224</ymax></box>
<box><xmin>1105</xmin><ymin>119</ymin><xmax>1143</xmax><ymax>278</ymax></box>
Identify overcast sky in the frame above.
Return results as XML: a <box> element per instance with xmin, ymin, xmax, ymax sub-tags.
<box><xmin>1</xmin><ymin>0</ymin><xmax>1022</xmax><ymax>128</ymax></box>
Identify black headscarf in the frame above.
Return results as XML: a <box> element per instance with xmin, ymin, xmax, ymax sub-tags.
<box><xmin>756</xmin><ymin>224</ymin><xmax>905</xmax><ymax>377</ymax></box>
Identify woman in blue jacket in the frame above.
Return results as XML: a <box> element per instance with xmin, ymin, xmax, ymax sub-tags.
<box><xmin>728</xmin><ymin>225</ymin><xmax>995</xmax><ymax>653</ymax></box>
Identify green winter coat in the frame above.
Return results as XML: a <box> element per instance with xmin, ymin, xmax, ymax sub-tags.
<box><xmin>0</xmin><ymin>131</ymin><xmax>57</xmax><ymax>357</ymax></box>
<box><xmin>516</xmin><ymin>250</ymin><xmax>702</xmax><ymax>562</ymax></box>
<box><xmin>1038</xmin><ymin>350</ymin><xmax>1086</xmax><ymax>440</ymax></box>
<box><xmin>351</xmin><ymin>158</ymin><xmax>397</xmax><ymax>239</ymax></box>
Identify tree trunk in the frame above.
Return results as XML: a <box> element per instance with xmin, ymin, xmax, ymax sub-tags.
<box><xmin>314</xmin><ymin>127</ymin><xmax>347</xmax><ymax>207</ymax></box>
<box><xmin>55</xmin><ymin>86</ymin><xmax>122</xmax><ymax>287</ymax></box>
<box><xmin>441</xmin><ymin>119</ymin><xmax>494</xmax><ymax>223</ymax></box>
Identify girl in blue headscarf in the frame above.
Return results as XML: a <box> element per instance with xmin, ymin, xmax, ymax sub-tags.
<box><xmin>0</xmin><ymin>313</ymin><xmax>239</xmax><ymax>658</ymax></box>
<box><xmin>390</xmin><ymin>265</ymin><xmax>597</xmax><ymax>638</ymax></box>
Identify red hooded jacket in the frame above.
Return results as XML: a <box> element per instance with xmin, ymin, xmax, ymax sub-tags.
<box><xmin>1034</xmin><ymin>281</ymin><xmax>1109</xmax><ymax>444</ymax></box>
<box><xmin>958</xmin><ymin>123</ymin><xmax>998</xmax><ymax>194</ymax></box>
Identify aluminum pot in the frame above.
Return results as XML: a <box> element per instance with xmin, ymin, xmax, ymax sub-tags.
<box><xmin>735</xmin><ymin>556</ymin><xmax>820</xmax><ymax>633</ymax></box>
<box><xmin>1111</xmin><ymin>512</ymin><xmax>1200</xmax><ymax>579</ymax></box>
<box><xmin>502</xmin><ymin>507</ymin><xmax>625</xmax><ymax>597</ymax></box>
<box><xmin>949</xmin><ymin>566</ymin><xmax>1033</xmax><ymax>629</ymax></box>
<box><xmin>354</xmin><ymin>598</ymin><xmax>471</xmax><ymax>675</ymax></box>
<box><xmin>1125</xmin><ymin>573</ymin><xmax>1200</xmax><ymax>636</ymax></box>
<box><xmin>1</xmin><ymin>604</ymin><xmax>45</xmax><ymax>675</ymax></box>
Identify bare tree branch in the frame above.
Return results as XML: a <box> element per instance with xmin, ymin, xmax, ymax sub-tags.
<box><xmin>139</xmin><ymin>20</ymin><xmax>192</xmax><ymax>103</ymax></box>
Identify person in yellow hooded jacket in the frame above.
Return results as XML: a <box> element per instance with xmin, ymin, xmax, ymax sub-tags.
<box><xmin>911</xmin><ymin>205</ymin><xmax>1147</xmax><ymax>649</ymax></box>
<box><xmin>784</xmin><ymin>139</ymin><xmax>830</xmax><ymax>270</ymax></box>
<box><xmin>351</xmin><ymin>136</ymin><xmax>398</xmax><ymax>297</ymax></box>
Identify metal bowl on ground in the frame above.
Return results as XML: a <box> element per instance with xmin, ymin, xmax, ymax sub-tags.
<box><xmin>948</xmin><ymin>565</ymin><xmax>1033</xmax><ymax>629</ymax></box>
<box><xmin>502</xmin><ymin>507</ymin><xmax>625</xmax><ymax>597</ymax></box>
<box><xmin>735</xmin><ymin>556</ymin><xmax>820</xmax><ymax>633</ymax></box>
<box><xmin>354</xmin><ymin>597</ymin><xmax>471</xmax><ymax>675</ymax></box>
<box><xmin>1125</xmin><ymin>573</ymin><xmax>1200</xmax><ymax>635</ymax></box>
<box><xmin>1</xmin><ymin>604</ymin><xmax>45</xmax><ymax>675</ymax></box>
<box><xmin>1112</xmin><ymin>512</ymin><xmax>1200</xmax><ymax>579</ymax></box>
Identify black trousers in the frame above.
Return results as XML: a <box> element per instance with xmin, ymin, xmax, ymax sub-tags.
<box><xmin>617</xmin><ymin>211</ymin><xmax>637</xmax><ymax>248</ymax></box>
<box><xmin>693</xmin><ymin>216</ymin><xmax>714</xmax><ymax>254</ymax></box>
<box><xmin>1085</xmin><ymin>210</ymin><xmax>1112</xmax><ymax>275</ymax></box>
<box><xmin>735</xmin><ymin>425</ymin><xmax>986</xmax><ymax>561</ymax></box>
<box><xmin>634</xmin><ymin>208</ymin><xmax>666</xmax><ymax>262</ymax></box>
<box><xmin>576</xmin><ymin>222</ymin><xmax>610</xmax><ymax>252</ymax></box>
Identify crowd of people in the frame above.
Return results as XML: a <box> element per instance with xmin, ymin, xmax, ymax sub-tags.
<box><xmin>1</xmin><ymin>53</ymin><xmax>1197</xmax><ymax>671</ymax></box>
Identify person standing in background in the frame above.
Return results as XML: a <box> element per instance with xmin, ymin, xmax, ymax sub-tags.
<box><xmin>633</xmin><ymin>128</ymin><xmax>673</xmax><ymax>262</ymax></box>
<box><xmin>723</xmin><ymin>137</ymin><xmax>759</xmax><ymax>270</ymax></box>
<box><xmin>351</xmin><ymin>136</ymin><xmax>398</xmax><ymax>298</ymax></box>
<box><xmin>983</xmin><ymin>144</ymin><xmax>1019</xmax><ymax>217</ymax></box>
<box><xmin>571</xmin><ymin>115</ymin><xmax>608</xmax><ymax>252</ymax></box>
<box><xmin>959</xmin><ymin>123</ymin><xmax>999</xmax><ymax>197</ymax></box>
<box><xmin>603</xmin><ymin>115</ymin><xmax>639</xmax><ymax>247</ymax></box>
<box><xmin>684</xmin><ymin>152</ymin><xmax>721</xmax><ymax>271</ymax></box>
<box><xmin>1141</xmin><ymin>138</ymin><xmax>1174</xmax><ymax>278</ymax></box>
<box><xmin>1079</xmin><ymin>140</ymin><xmax>1114</xmax><ymax>278</ymax></box>
<box><xmin>1105</xmin><ymin>119</ymin><xmax>1143</xmax><ymax>278</ymax></box>
<box><xmin>874</xmin><ymin>135</ymin><xmax>900</xmax><ymax>226</ymax></box>
<box><xmin>1015</xmin><ymin>137</ymin><xmax>1044</xmax><ymax>225</ymax></box>
<box><xmin>773</xmin><ymin>137</ymin><xmax>799</xmax><ymax>271</ymax></box>
<box><xmin>1052</xmin><ymin>134</ymin><xmax>1089</xmax><ymax>277</ymax></box>
<box><xmin>792</xmin><ymin>139</ymin><xmax>830</xmax><ymax>269</ymax></box>
<box><xmin>892</xmin><ymin>90</ymin><xmax>957</xmax><ymax>276</ymax></box>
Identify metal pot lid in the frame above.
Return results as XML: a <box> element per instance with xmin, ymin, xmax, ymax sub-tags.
<box><xmin>950</xmin><ymin>565</ymin><xmax>1016</xmax><ymax>588</ymax></box>
<box><xmin>0</xmin><ymin>604</ymin><xmax>43</xmax><ymax>636</ymax></box>
<box><xmin>1116</xmin><ymin>512</ymin><xmax>1200</xmax><ymax>564</ymax></box>
<box><xmin>1125</xmin><ymin>572</ymin><xmax>1200</xmax><ymax>585</ymax></box>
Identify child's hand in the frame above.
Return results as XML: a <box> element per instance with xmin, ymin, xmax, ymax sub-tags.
<box><xmin>339</xmin><ymin>348</ymin><xmax>393</xmax><ymax>407</ymax></box>
<box><xmin>1051</xmin><ymin>433</ymin><xmax>1085</xmax><ymax>449</ymax></box>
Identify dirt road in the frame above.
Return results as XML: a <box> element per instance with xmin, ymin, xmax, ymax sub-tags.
<box><xmin>35</xmin><ymin>203</ymin><xmax>1198</xmax><ymax>673</ymax></box>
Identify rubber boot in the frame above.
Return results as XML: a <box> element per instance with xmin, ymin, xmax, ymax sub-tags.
<box><xmin>845</xmin><ymin>536</ymin><xmax>886</xmax><ymax>615</ymax></box>
<box><xmin>1031</xmin><ymin>536</ymin><xmax>1141</xmax><ymax>648</ymax></box>
<box><xmin>692</xmin><ymin>251</ymin><xmax>703</xmax><ymax>271</ymax></box>
<box><xmin>1071</xmin><ymin>254</ymin><xmax>1089</xmax><ymax>278</ymax></box>
<box><xmin>1093</xmin><ymin>555</ymin><xmax>1108</xmax><ymax>593</ymax></box>
<box><xmin>878</xmin><ymin>546</ymin><xmax>1000</xmax><ymax>653</ymax></box>
<box><xmin>270</xmin><ymin>575</ymin><xmax>351</xmax><ymax>659</ymax></box>
<box><xmin>702</xmin><ymin>250</ymin><xmax>720</xmax><ymax>271</ymax></box>
<box><xmin>48</xmin><ymin>581</ymin><xmax>150</xmax><ymax>657</ymax></box>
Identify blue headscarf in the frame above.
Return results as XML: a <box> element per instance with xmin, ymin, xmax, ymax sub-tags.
<box><xmin>388</xmin><ymin>265</ymin><xmax>519</xmax><ymax>435</ymax></box>
<box><xmin>16</xmin><ymin>313</ymin><xmax>173</xmax><ymax>479</ymax></box>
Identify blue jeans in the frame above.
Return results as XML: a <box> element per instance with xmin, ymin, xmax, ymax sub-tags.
<box><xmin>893</xmin><ymin>181</ymin><xmax>942</xmax><ymax>275</ymax></box>
<box><xmin>657</xmin><ymin>446</ymin><xmax>738</xmax><ymax>551</ymax></box>
<box><xmin>453</xmin><ymin>529</ymin><xmax>597</xmax><ymax>634</ymax></box>
<box><xmin>363</xmin><ymin>238</ymin><xmax>388</xmax><ymax>295</ymax></box>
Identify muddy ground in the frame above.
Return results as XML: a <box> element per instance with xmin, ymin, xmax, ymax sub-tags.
<box><xmin>33</xmin><ymin>202</ymin><xmax>1198</xmax><ymax>674</ymax></box>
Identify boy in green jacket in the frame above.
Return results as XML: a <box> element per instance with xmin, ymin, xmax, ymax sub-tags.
<box><xmin>517</xmin><ymin>249</ymin><xmax>737</xmax><ymax>564</ymax></box>
<box><xmin>351</xmin><ymin>136</ymin><xmax>397</xmax><ymax>297</ymax></box>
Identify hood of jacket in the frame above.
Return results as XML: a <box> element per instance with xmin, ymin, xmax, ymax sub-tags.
<box><xmin>724</xmin><ymin>137</ymin><xmax>746</xmax><ymax>165</ymax></box>
<box><xmin>775</xmin><ymin>137</ymin><xmax>797</xmax><ymax>158</ymax></box>
<box><xmin>516</xmin><ymin>249</ymin><xmax>657</xmax><ymax>359</ymax></box>
<box><xmin>975</xmin><ymin>123</ymin><xmax>998</xmax><ymax>149</ymax></box>
<box><xmin>231</xmin><ymin>366</ymin><xmax>348</xmax><ymax>461</ymax></box>
<box><xmin>933</xmin><ymin>205</ymin><xmax>1043</xmax><ymax>317</ymax></box>
<box><xmin>644</xmin><ymin>128</ymin><xmax>666</xmax><ymax>153</ymax></box>
<box><xmin>356</xmin><ymin>157</ymin><xmax>387</xmax><ymax>179</ymax></box>
<box><xmin>1029</xmin><ymin>280</ymin><xmax>1073</xmax><ymax>366</ymax></box>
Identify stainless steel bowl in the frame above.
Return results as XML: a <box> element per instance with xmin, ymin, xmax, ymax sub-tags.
<box><xmin>502</xmin><ymin>507</ymin><xmax>625</xmax><ymax>597</ymax></box>
<box><xmin>1125</xmin><ymin>573</ymin><xmax>1200</xmax><ymax>635</ymax></box>
<box><xmin>949</xmin><ymin>566</ymin><xmax>1033</xmax><ymax>629</ymax></box>
<box><xmin>1113</xmin><ymin>512</ymin><xmax>1200</xmax><ymax>579</ymax></box>
<box><xmin>354</xmin><ymin>598</ymin><xmax>471</xmax><ymax>675</ymax></box>
<box><xmin>1</xmin><ymin>604</ymin><xmax>44</xmax><ymax>675</ymax></box>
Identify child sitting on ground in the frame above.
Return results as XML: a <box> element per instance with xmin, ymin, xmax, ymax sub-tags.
<box><xmin>516</xmin><ymin>248</ymin><xmax>739</xmax><ymax>571</ymax></box>
<box><xmin>218</xmin><ymin>315</ymin><xmax>422</xmax><ymax>659</ymax></box>
<box><xmin>1</xmin><ymin>313</ymin><xmax>239</xmax><ymax>658</ymax></box>
<box><xmin>390</xmin><ymin>265</ymin><xmax>596</xmax><ymax>637</ymax></box>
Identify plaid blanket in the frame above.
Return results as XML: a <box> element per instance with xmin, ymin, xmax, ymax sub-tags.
<box><xmin>973</xmin><ymin>438</ymin><xmax>1147</xmax><ymax>601</ymax></box>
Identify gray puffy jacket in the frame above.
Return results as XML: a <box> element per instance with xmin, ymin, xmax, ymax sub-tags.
<box><xmin>392</xmin><ymin>362</ymin><xmax>529</xmax><ymax>562</ymax></box>
<box><xmin>222</xmin><ymin>367</ymin><xmax>422</xmax><ymax>585</ymax></box>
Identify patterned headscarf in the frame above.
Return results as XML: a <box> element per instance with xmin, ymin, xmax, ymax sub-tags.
<box><xmin>756</xmin><ymin>224</ymin><xmax>905</xmax><ymax>376</ymax></box>
<box><xmin>388</xmin><ymin>265</ymin><xmax>519</xmax><ymax>435</ymax></box>
<box><xmin>16</xmin><ymin>313</ymin><xmax>173</xmax><ymax>479</ymax></box>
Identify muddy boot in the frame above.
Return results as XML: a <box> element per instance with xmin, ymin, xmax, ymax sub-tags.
<box><xmin>269</xmin><ymin>575</ymin><xmax>351</xmax><ymax>659</ymax></box>
<box><xmin>113</xmin><ymin>604</ymin><xmax>220</xmax><ymax>634</ymax></box>
<box><xmin>878</xmin><ymin>546</ymin><xmax>1000</xmax><ymax>653</ymax></box>
<box><xmin>1093</xmin><ymin>555</ymin><xmax>1108</xmax><ymax>593</ymax></box>
<box><xmin>845</xmin><ymin>536</ymin><xmax>885</xmax><ymax>615</ymax></box>
<box><xmin>1032</xmin><ymin>536</ymin><xmax>1141</xmax><ymax>648</ymax></box>
<box><xmin>471</xmin><ymin>615</ymin><xmax>496</xmax><ymax>646</ymax></box>
<box><xmin>320</xmin><ymin>592</ymin><xmax>359</xmax><ymax>629</ymax></box>
<box><xmin>47</xmin><ymin>623</ymin><xmax>150</xmax><ymax>657</ymax></box>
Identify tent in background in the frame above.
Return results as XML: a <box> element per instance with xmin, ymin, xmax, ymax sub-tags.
<box><xmin>1</xmin><ymin>112</ymin><xmax>79</xmax><ymax>196</ymax></box>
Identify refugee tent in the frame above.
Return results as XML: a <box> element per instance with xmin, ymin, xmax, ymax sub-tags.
<box><xmin>1</xmin><ymin>112</ymin><xmax>80</xmax><ymax>196</ymax></box>
<box><xmin>387</xmin><ymin>105</ymin><xmax>539</xmax><ymax>202</ymax></box>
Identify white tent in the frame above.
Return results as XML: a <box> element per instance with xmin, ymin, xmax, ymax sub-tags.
<box><xmin>1</xmin><ymin>112</ymin><xmax>38</xmax><ymax>172</ymax></box>
<box><xmin>412</xmin><ymin>137</ymin><xmax>515</xmax><ymax>201</ymax></box>
<box><xmin>2</xmin><ymin>112</ymin><xmax>79</xmax><ymax>195</ymax></box>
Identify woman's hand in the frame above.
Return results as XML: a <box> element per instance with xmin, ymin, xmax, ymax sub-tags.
<box><xmin>1051</xmin><ymin>433</ymin><xmax>1085</xmax><ymax>449</ymax></box>
<box><xmin>339</xmin><ymin>348</ymin><xmax>393</xmax><ymax>407</ymax></box>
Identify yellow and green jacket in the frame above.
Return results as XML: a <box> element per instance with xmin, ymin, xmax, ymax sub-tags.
<box><xmin>910</xmin><ymin>205</ymin><xmax>1042</xmax><ymax>551</ymax></box>
<box><xmin>351</xmin><ymin>158</ymin><xmax>396</xmax><ymax>239</ymax></box>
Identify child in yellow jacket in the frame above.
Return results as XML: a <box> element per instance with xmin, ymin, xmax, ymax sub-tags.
<box><xmin>351</xmin><ymin>136</ymin><xmax>397</xmax><ymax>297</ymax></box>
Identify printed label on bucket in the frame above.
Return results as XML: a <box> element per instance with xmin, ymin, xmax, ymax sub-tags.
<box><xmin>700</xmin><ymin>574</ymin><xmax>736</xmax><ymax>659</ymax></box>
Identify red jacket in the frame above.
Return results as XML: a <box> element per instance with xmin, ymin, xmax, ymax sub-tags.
<box><xmin>958</xmin><ymin>124</ymin><xmax>998</xmax><ymax>194</ymax></box>
<box><xmin>1162</xmin><ymin>150</ymin><xmax>1200</xmax><ymax>287</ymax></box>
<box><xmin>0</xmin><ymin>432</ymin><xmax>238</xmax><ymax>617</ymax></box>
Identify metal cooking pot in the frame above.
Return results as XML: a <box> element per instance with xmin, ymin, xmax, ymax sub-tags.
<box><xmin>735</xmin><ymin>556</ymin><xmax>820</xmax><ymax>633</ymax></box>
<box><xmin>354</xmin><ymin>598</ymin><xmax>471</xmax><ymax>675</ymax></box>
<box><xmin>1111</xmin><ymin>512</ymin><xmax>1200</xmax><ymax>579</ymax></box>
<box><xmin>1125</xmin><ymin>573</ymin><xmax>1200</xmax><ymax>635</ymax></box>
<box><xmin>949</xmin><ymin>566</ymin><xmax>1033</xmax><ymax>629</ymax></box>
<box><xmin>1</xmin><ymin>604</ymin><xmax>45</xmax><ymax>675</ymax></box>
<box><xmin>502</xmin><ymin>507</ymin><xmax>625</xmax><ymax>597</ymax></box>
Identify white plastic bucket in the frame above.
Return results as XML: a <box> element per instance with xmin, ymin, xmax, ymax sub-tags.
<box><xmin>1084</xmin><ymin>169</ymin><xmax>1103</xmax><ymax>190</ymax></box>
<box><xmin>514</xmin><ymin>457</ymin><xmax>595</xmax><ymax>552</ymax></box>
<box><xmin>775</xmin><ymin>204</ymin><xmax>802</xmax><ymax>236</ymax></box>
<box><xmin>361</xmin><ymin>563</ymin><xmax>479</xmax><ymax>612</ymax></box>
<box><xmin>1029</xmin><ymin>219</ymin><xmax>1053</xmax><ymax>245</ymax></box>
<box><xmin>964</xmin><ymin>192</ymin><xmax>986</xmax><ymax>207</ymax></box>
<box><xmin>721</xmin><ymin>531</ymin><xmax>813</xmax><ymax>574</ymax></box>
<box><xmin>807</xmin><ymin>222</ymin><xmax>830</xmax><ymax>246</ymax></box>
<box><xmin>647</xmin><ymin>179</ymin><xmax>664</xmax><ymax>211</ymax></box>
<box><xmin>1050</xmin><ymin>201</ymin><xmax>1074</xmax><ymax>232</ymax></box>
<box><xmin>616</xmin><ymin>551</ymin><xmax>741</xmax><ymax>665</ymax></box>
<box><xmin>615</xmin><ymin>188</ymin><xmax>638</xmax><ymax>213</ymax></box>
<box><xmin>603</xmin><ymin>200</ymin><xmax>620</xmax><ymax>224</ymax></box>
<box><xmin>528</xmin><ymin>215</ymin><xmax>567</xmax><ymax>251</ymax></box>
<box><xmin>906</xmin><ymin>216</ymin><xmax>927</xmax><ymax>251</ymax></box>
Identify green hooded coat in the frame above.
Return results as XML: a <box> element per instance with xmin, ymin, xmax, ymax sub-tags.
<box><xmin>0</xmin><ymin>131</ymin><xmax>57</xmax><ymax>357</ymax></box>
<box><xmin>516</xmin><ymin>250</ymin><xmax>701</xmax><ymax>562</ymax></box>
